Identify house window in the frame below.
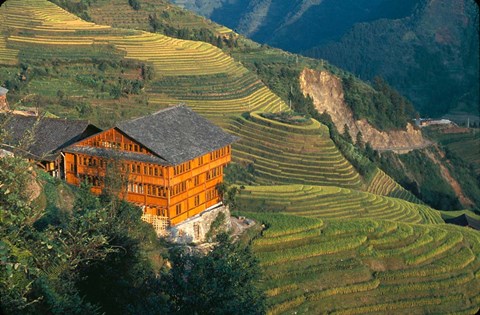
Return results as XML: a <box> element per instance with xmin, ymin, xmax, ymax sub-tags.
<box><xmin>194</xmin><ymin>175</ymin><xmax>200</xmax><ymax>186</ymax></box>
<box><xmin>194</xmin><ymin>195</ymin><xmax>200</xmax><ymax>206</ymax></box>
<box><xmin>136</xmin><ymin>165</ymin><xmax>141</xmax><ymax>173</ymax></box>
<box><xmin>198</xmin><ymin>156</ymin><xmax>204</xmax><ymax>165</ymax></box>
<box><xmin>176</xmin><ymin>203</ymin><xmax>182</xmax><ymax>215</ymax></box>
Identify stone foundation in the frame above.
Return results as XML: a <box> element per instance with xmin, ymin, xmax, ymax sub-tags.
<box><xmin>168</xmin><ymin>203</ymin><xmax>231</xmax><ymax>244</ymax></box>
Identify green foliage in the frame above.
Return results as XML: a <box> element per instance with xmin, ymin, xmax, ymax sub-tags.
<box><xmin>128</xmin><ymin>0</ymin><xmax>141</xmax><ymax>11</ymax></box>
<box><xmin>48</xmin><ymin>0</ymin><xmax>92</xmax><ymax>21</ymax></box>
<box><xmin>261</xmin><ymin>111</ymin><xmax>311</xmax><ymax>126</ymax></box>
<box><xmin>0</xmin><ymin>156</ymin><xmax>167</xmax><ymax>314</ymax></box>
<box><xmin>343</xmin><ymin>76</ymin><xmax>417</xmax><ymax>131</ymax></box>
<box><xmin>148</xmin><ymin>13</ymin><xmax>230</xmax><ymax>48</ymax></box>
<box><xmin>374</xmin><ymin>150</ymin><xmax>463</xmax><ymax>210</ymax></box>
<box><xmin>204</xmin><ymin>212</ymin><xmax>227</xmax><ymax>242</ymax></box>
<box><xmin>165</xmin><ymin>233</ymin><xmax>266</xmax><ymax>314</ymax></box>
<box><xmin>224</xmin><ymin>162</ymin><xmax>256</xmax><ymax>185</ymax></box>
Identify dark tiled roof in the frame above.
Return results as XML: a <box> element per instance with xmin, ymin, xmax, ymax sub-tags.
<box><xmin>116</xmin><ymin>105</ymin><xmax>238</xmax><ymax>165</ymax></box>
<box><xmin>1</xmin><ymin>115</ymin><xmax>100</xmax><ymax>161</ymax></box>
<box><xmin>445</xmin><ymin>214</ymin><xmax>480</xmax><ymax>230</ymax></box>
<box><xmin>64</xmin><ymin>146</ymin><xmax>168</xmax><ymax>165</ymax></box>
<box><xmin>0</xmin><ymin>87</ymin><xmax>8</xmax><ymax>96</ymax></box>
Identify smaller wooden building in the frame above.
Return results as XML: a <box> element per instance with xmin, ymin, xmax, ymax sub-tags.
<box><xmin>63</xmin><ymin>105</ymin><xmax>238</xmax><ymax>228</ymax></box>
<box><xmin>0</xmin><ymin>114</ymin><xmax>100</xmax><ymax>177</ymax></box>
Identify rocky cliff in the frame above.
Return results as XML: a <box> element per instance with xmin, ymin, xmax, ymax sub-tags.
<box><xmin>300</xmin><ymin>68</ymin><xmax>430</xmax><ymax>153</ymax></box>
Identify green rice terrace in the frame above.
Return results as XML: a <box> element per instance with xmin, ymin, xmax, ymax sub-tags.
<box><xmin>236</xmin><ymin>185</ymin><xmax>442</xmax><ymax>224</ymax></box>
<box><xmin>241</xmin><ymin>213</ymin><xmax>480</xmax><ymax>314</ymax></box>
<box><xmin>0</xmin><ymin>0</ymin><xmax>288</xmax><ymax>124</ymax></box>
<box><xmin>228</xmin><ymin>112</ymin><xmax>362</xmax><ymax>189</ymax></box>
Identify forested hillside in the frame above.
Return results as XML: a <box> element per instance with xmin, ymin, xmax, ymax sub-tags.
<box><xmin>173</xmin><ymin>0</ymin><xmax>479</xmax><ymax>118</ymax></box>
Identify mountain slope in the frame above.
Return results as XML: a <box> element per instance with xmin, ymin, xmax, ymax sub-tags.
<box><xmin>173</xmin><ymin>0</ymin><xmax>479</xmax><ymax>118</ymax></box>
<box><xmin>0</xmin><ymin>0</ymin><xmax>288</xmax><ymax>126</ymax></box>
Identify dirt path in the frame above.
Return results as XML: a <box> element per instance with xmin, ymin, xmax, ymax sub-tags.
<box><xmin>230</xmin><ymin>216</ymin><xmax>256</xmax><ymax>240</ymax></box>
<box><xmin>425</xmin><ymin>148</ymin><xmax>474</xmax><ymax>208</ymax></box>
<box><xmin>375</xmin><ymin>141</ymin><xmax>434</xmax><ymax>153</ymax></box>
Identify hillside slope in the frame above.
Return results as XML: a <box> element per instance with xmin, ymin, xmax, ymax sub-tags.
<box><xmin>246</xmin><ymin>213</ymin><xmax>480</xmax><ymax>314</ymax></box>
<box><xmin>300</xmin><ymin>69</ymin><xmax>429</xmax><ymax>152</ymax></box>
<box><xmin>0</xmin><ymin>0</ymin><xmax>288</xmax><ymax>126</ymax></box>
<box><xmin>237</xmin><ymin>185</ymin><xmax>441</xmax><ymax>224</ymax></box>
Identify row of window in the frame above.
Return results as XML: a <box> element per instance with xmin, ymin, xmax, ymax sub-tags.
<box><xmin>91</xmin><ymin>138</ymin><xmax>147</xmax><ymax>154</ymax></box>
<box><xmin>210</xmin><ymin>146</ymin><xmax>230</xmax><ymax>161</ymax></box>
<box><xmin>76</xmin><ymin>156</ymin><xmax>165</xmax><ymax>178</ymax></box>
<box><xmin>171</xmin><ymin>181</ymin><xmax>187</xmax><ymax>196</ymax></box>
<box><xmin>94</xmin><ymin>140</ymin><xmax>121</xmax><ymax>149</ymax></box>
<box><xmin>206</xmin><ymin>187</ymin><xmax>219</xmax><ymax>201</ymax></box>
<box><xmin>123</xmin><ymin>163</ymin><xmax>163</xmax><ymax>177</ymax></box>
<box><xmin>173</xmin><ymin>161</ymin><xmax>191</xmax><ymax>176</ymax></box>
<box><xmin>80</xmin><ymin>174</ymin><xmax>102</xmax><ymax>187</ymax></box>
<box><xmin>150</xmin><ymin>192</ymin><xmax>203</xmax><ymax>217</ymax></box>
<box><xmin>78</xmin><ymin>156</ymin><xmax>106</xmax><ymax>168</ymax></box>
<box><xmin>127</xmin><ymin>182</ymin><xmax>167</xmax><ymax>197</ymax></box>
<box><xmin>206</xmin><ymin>166</ymin><xmax>222</xmax><ymax>180</ymax></box>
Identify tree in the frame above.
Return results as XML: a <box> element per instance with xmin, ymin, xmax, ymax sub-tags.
<box><xmin>165</xmin><ymin>233</ymin><xmax>266</xmax><ymax>315</ymax></box>
<box><xmin>342</xmin><ymin>124</ymin><xmax>353</xmax><ymax>143</ymax></box>
<box><xmin>128</xmin><ymin>0</ymin><xmax>141</xmax><ymax>11</ymax></box>
<box><xmin>356</xmin><ymin>131</ymin><xmax>364</xmax><ymax>149</ymax></box>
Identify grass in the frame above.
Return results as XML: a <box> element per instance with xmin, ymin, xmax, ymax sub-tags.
<box><xmin>366</xmin><ymin>168</ymin><xmax>421</xmax><ymax>203</ymax></box>
<box><xmin>228</xmin><ymin>112</ymin><xmax>363</xmax><ymax>188</ymax></box>
<box><xmin>236</xmin><ymin>184</ymin><xmax>443</xmax><ymax>224</ymax></box>
<box><xmin>243</xmin><ymin>212</ymin><xmax>480</xmax><ymax>315</ymax></box>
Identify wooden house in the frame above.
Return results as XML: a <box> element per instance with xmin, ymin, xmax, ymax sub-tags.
<box><xmin>0</xmin><ymin>114</ymin><xmax>100</xmax><ymax>177</ymax></box>
<box><xmin>63</xmin><ymin>105</ymin><xmax>238</xmax><ymax>227</ymax></box>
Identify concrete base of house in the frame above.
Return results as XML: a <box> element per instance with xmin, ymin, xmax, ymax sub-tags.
<box><xmin>168</xmin><ymin>203</ymin><xmax>231</xmax><ymax>244</ymax></box>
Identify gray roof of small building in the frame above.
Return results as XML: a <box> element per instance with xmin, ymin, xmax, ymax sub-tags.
<box><xmin>0</xmin><ymin>87</ymin><xmax>8</xmax><ymax>96</ymax></box>
<box><xmin>445</xmin><ymin>214</ymin><xmax>480</xmax><ymax>230</ymax></box>
<box><xmin>1</xmin><ymin>115</ymin><xmax>100</xmax><ymax>161</ymax></box>
<box><xmin>116</xmin><ymin>105</ymin><xmax>238</xmax><ymax>165</ymax></box>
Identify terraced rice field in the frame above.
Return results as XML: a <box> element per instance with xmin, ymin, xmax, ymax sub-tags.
<box><xmin>247</xmin><ymin>213</ymin><xmax>480</xmax><ymax>315</ymax></box>
<box><xmin>367</xmin><ymin>169</ymin><xmax>421</xmax><ymax>203</ymax></box>
<box><xmin>228</xmin><ymin>112</ymin><xmax>362</xmax><ymax>188</ymax></box>
<box><xmin>0</xmin><ymin>34</ymin><xmax>18</xmax><ymax>65</ymax></box>
<box><xmin>0</xmin><ymin>0</ymin><xmax>288</xmax><ymax>122</ymax></box>
<box><xmin>237</xmin><ymin>185</ymin><xmax>443</xmax><ymax>224</ymax></box>
<box><xmin>89</xmin><ymin>0</ymin><xmax>231</xmax><ymax>37</ymax></box>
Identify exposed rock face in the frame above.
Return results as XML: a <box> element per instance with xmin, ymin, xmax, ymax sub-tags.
<box><xmin>168</xmin><ymin>204</ymin><xmax>231</xmax><ymax>244</ymax></box>
<box><xmin>300</xmin><ymin>68</ymin><xmax>431</xmax><ymax>153</ymax></box>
